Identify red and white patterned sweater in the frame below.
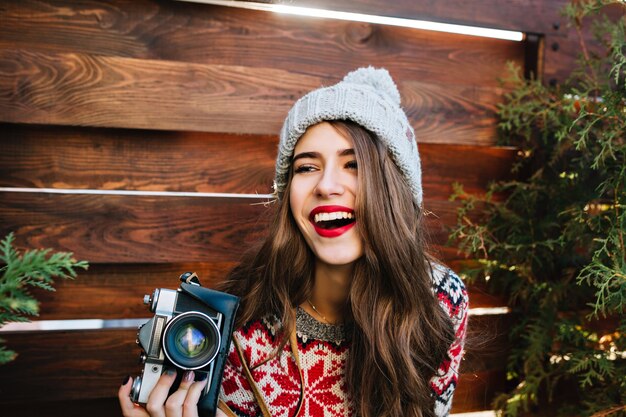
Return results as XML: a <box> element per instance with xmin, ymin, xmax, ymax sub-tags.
<box><xmin>220</xmin><ymin>264</ymin><xmax>469</xmax><ymax>417</ymax></box>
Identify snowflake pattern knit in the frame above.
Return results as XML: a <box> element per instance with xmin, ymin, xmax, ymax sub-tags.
<box><xmin>220</xmin><ymin>264</ymin><xmax>469</xmax><ymax>417</ymax></box>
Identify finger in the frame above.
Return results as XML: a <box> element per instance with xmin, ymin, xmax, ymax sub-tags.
<box><xmin>165</xmin><ymin>370</ymin><xmax>196</xmax><ymax>417</ymax></box>
<box><xmin>118</xmin><ymin>376</ymin><xmax>150</xmax><ymax>417</ymax></box>
<box><xmin>146</xmin><ymin>368</ymin><xmax>178</xmax><ymax>417</ymax></box>
<box><xmin>182</xmin><ymin>375</ymin><xmax>209</xmax><ymax>417</ymax></box>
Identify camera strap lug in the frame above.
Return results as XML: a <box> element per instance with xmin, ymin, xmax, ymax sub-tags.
<box><xmin>180</xmin><ymin>272</ymin><xmax>201</xmax><ymax>286</ymax></box>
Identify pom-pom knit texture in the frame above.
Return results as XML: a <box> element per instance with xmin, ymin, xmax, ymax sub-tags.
<box><xmin>275</xmin><ymin>67</ymin><xmax>423</xmax><ymax>207</ymax></box>
<box><xmin>219</xmin><ymin>265</ymin><xmax>469</xmax><ymax>417</ymax></box>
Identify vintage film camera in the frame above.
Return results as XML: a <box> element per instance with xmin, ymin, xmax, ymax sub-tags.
<box><xmin>130</xmin><ymin>272</ymin><xmax>239</xmax><ymax>417</ymax></box>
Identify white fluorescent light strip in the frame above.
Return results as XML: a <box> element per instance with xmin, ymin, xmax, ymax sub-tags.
<box><xmin>0</xmin><ymin>318</ymin><xmax>149</xmax><ymax>332</ymax></box>
<box><xmin>0</xmin><ymin>187</ymin><xmax>274</xmax><ymax>199</ymax></box>
<box><xmin>0</xmin><ymin>307</ymin><xmax>509</xmax><ymax>332</ymax></box>
<box><xmin>468</xmin><ymin>307</ymin><xmax>510</xmax><ymax>316</ymax></box>
<box><xmin>180</xmin><ymin>0</ymin><xmax>524</xmax><ymax>41</ymax></box>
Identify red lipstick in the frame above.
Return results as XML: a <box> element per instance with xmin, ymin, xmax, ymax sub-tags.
<box><xmin>309</xmin><ymin>205</ymin><xmax>356</xmax><ymax>238</ymax></box>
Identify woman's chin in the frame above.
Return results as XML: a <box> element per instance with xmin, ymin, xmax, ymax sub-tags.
<box><xmin>314</xmin><ymin>251</ymin><xmax>363</xmax><ymax>269</ymax></box>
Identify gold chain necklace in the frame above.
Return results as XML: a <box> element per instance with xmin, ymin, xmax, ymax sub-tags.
<box><xmin>306</xmin><ymin>299</ymin><xmax>329</xmax><ymax>324</ymax></box>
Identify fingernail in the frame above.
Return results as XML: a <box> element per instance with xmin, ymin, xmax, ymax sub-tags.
<box><xmin>165</xmin><ymin>367</ymin><xmax>177</xmax><ymax>376</ymax></box>
<box><xmin>121</xmin><ymin>375</ymin><xmax>130</xmax><ymax>386</ymax></box>
<box><xmin>183</xmin><ymin>370</ymin><xmax>194</xmax><ymax>383</ymax></box>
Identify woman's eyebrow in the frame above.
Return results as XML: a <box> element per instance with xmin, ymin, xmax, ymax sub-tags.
<box><xmin>292</xmin><ymin>148</ymin><xmax>355</xmax><ymax>162</ymax></box>
<box><xmin>292</xmin><ymin>151</ymin><xmax>319</xmax><ymax>162</ymax></box>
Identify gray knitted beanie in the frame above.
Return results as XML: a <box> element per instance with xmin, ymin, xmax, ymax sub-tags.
<box><xmin>274</xmin><ymin>66</ymin><xmax>422</xmax><ymax>206</ymax></box>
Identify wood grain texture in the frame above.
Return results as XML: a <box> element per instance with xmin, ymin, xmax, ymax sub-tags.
<box><xmin>0</xmin><ymin>48</ymin><xmax>516</xmax><ymax>145</ymax></box>
<box><xmin>0</xmin><ymin>318</ymin><xmax>508</xmax><ymax>410</ymax></box>
<box><xmin>0</xmin><ymin>0</ymin><xmax>525</xmax><ymax>84</ymax></box>
<box><xmin>28</xmin><ymin>262</ymin><xmax>506</xmax><ymax>321</ymax></box>
<box><xmin>0</xmin><ymin>192</ymin><xmax>270</xmax><ymax>263</ymax></box>
<box><xmin>0</xmin><ymin>123</ymin><xmax>516</xmax><ymax>197</ymax></box>
<box><xmin>0</xmin><ymin>49</ymin><xmax>313</xmax><ymax>136</ymax></box>
<box><xmin>420</xmin><ymin>143</ymin><xmax>516</xmax><ymax>200</ymax></box>
<box><xmin>0</xmin><ymin>124</ymin><xmax>277</xmax><ymax>195</ymax></box>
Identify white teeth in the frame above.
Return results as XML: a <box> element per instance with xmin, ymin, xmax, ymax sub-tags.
<box><xmin>314</xmin><ymin>211</ymin><xmax>354</xmax><ymax>223</ymax></box>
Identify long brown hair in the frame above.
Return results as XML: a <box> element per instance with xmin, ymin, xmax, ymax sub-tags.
<box><xmin>220</xmin><ymin>120</ymin><xmax>455</xmax><ymax>417</ymax></box>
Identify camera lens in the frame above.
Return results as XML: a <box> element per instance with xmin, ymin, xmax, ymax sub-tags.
<box><xmin>163</xmin><ymin>311</ymin><xmax>220</xmax><ymax>370</ymax></box>
<box><xmin>173</xmin><ymin>323</ymin><xmax>207</xmax><ymax>358</ymax></box>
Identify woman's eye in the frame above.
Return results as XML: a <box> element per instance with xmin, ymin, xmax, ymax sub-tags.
<box><xmin>345</xmin><ymin>160</ymin><xmax>358</xmax><ymax>170</ymax></box>
<box><xmin>294</xmin><ymin>164</ymin><xmax>316</xmax><ymax>174</ymax></box>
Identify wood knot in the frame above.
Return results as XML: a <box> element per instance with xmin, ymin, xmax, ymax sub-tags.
<box><xmin>347</xmin><ymin>22</ymin><xmax>374</xmax><ymax>43</ymax></box>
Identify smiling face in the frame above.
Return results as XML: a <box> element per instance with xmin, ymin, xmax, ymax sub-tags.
<box><xmin>289</xmin><ymin>122</ymin><xmax>364</xmax><ymax>268</ymax></box>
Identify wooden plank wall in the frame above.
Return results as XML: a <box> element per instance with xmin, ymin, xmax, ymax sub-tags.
<box><xmin>0</xmin><ymin>0</ymin><xmax>586</xmax><ymax>415</ymax></box>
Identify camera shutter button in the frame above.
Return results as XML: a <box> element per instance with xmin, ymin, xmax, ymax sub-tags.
<box><xmin>143</xmin><ymin>294</ymin><xmax>151</xmax><ymax>305</ymax></box>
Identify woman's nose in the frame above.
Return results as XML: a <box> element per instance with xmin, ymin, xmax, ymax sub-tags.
<box><xmin>315</xmin><ymin>167</ymin><xmax>344</xmax><ymax>197</ymax></box>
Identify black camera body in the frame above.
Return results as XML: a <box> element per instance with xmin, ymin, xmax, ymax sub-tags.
<box><xmin>130</xmin><ymin>273</ymin><xmax>239</xmax><ymax>417</ymax></box>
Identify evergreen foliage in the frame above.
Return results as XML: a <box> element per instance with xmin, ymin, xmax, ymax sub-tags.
<box><xmin>0</xmin><ymin>232</ymin><xmax>88</xmax><ymax>364</ymax></box>
<box><xmin>450</xmin><ymin>1</ymin><xmax>625</xmax><ymax>415</ymax></box>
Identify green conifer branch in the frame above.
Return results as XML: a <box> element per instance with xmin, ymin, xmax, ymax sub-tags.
<box><xmin>450</xmin><ymin>1</ymin><xmax>626</xmax><ymax>415</ymax></box>
<box><xmin>0</xmin><ymin>232</ymin><xmax>89</xmax><ymax>364</ymax></box>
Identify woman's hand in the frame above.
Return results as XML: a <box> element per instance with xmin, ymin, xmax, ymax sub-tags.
<box><xmin>118</xmin><ymin>369</ymin><xmax>211</xmax><ymax>417</ymax></box>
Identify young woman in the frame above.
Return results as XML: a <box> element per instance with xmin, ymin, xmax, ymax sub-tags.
<box><xmin>119</xmin><ymin>67</ymin><xmax>468</xmax><ymax>417</ymax></box>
